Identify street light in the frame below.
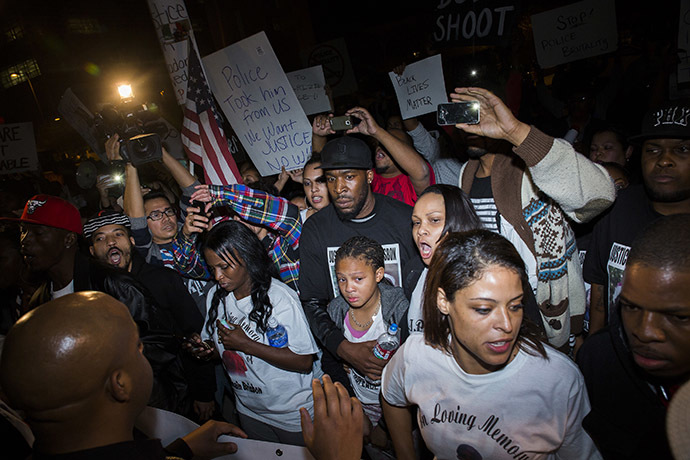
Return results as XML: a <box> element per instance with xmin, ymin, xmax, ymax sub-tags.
<box><xmin>117</xmin><ymin>84</ymin><xmax>134</xmax><ymax>101</ymax></box>
<box><xmin>11</xmin><ymin>71</ymin><xmax>44</xmax><ymax>121</ymax></box>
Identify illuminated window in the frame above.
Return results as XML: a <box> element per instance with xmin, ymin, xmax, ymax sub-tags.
<box><xmin>66</xmin><ymin>18</ymin><xmax>101</xmax><ymax>34</ymax></box>
<box><xmin>4</xmin><ymin>24</ymin><xmax>24</xmax><ymax>41</ymax></box>
<box><xmin>0</xmin><ymin>59</ymin><xmax>41</xmax><ymax>89</ymax></box>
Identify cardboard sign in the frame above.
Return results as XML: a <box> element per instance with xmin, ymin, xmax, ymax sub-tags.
<box><xmin>147</xmin><ymin>0</ymin><xmax>197</xmax><ymax>104</ymax></box>
<box><xmin>302</xmin><ymin>38</ymin><xmax>358</xmax><ymax>97</ymax></box>
<box><xmin>58</xmin><ymin>88</ymin><xmax>104</xmax><ymax>159</ymax></box>
<box><xmin>135</xmin><ymin>406</ymin><xmax>315</xmax><ymax>460</ymax></box>
<box><xmin>0</xmin><ymin>123</ymin><xmax>38</xmax><ymax>175</ymax></box>
<box><xmin>531</xmin><ymin>0</ymin><xmax>617</xmax><ymax>69</ymax></box>
<box><xmin>432</xmin><ymin>0</ymin><xmax>519</xmax><ymax>46</ymax></box>
<box><xmin>388</xmin><ymin>55</ymin><xmax>448</xmax><ymax>120</ymax></box>
<box><xmin>287</xmin><ymin>66</ymin><xmax>331</xmax><ymax>115</ymax></box>
<box><xmin>203</xmin><ymin>31</ymin><xmax>312</xmax><ymax>175</ymax></box>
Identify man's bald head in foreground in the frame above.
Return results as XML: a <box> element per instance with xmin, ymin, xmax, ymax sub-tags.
<box><xmin>0</xmin><ymin>291</ymin><xmax>153</xmax><ymax>454</ymax></box>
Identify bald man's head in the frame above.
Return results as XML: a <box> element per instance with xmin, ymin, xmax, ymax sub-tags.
<box><xmin>0</xmin><ymin>292</ymin><xmax>152</xmax><ymax>436</ymax></box>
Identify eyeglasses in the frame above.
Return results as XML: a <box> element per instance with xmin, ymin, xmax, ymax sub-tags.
<box><xmin>147</xmin><ymin>207</ymin><xmax>176</xmax><ymax>221</ymax></box>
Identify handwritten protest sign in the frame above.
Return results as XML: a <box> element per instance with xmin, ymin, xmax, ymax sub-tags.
<box><xmin>147</xmin><ymin>0</ymin><xmax>197</xmax><ymax>104</ymax></box>
<box><xmin>287</xmin><ymin>66</ymin><xmax>331</xmax><ymax>115</ymax></box>
<box><xmin>388</xmin><ymin>55</ymin><xmax>448</xmax><ymax>120</ymax></box>
<box><xmin>432</xmin><ymin>0</ymin><xmax>519</xmax><ymax>46</ymax></box>
<box><xmin>531</xmin><ymin>0</ymin><xmax>617</xmax><ymax>69</ymax></box>
<box><xmin>678</xmin><ymin>0</ymin><xmax>690</xmax><ymax>83</ymax></box>
<box><xmin>203</xmin><ymin>32</ymin><xmax>312</xmax><ymax>175</ymax></box>
<box><xmin>0</xmin><ymin>123</ymin><xmax>38</xmax><ymax>175</ymax></box>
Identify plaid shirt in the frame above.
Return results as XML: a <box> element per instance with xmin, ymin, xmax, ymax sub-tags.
<box><xmin>172</xmin><ymin>184</ymin><xmax>301</xmax><ymax>292</ymax></box>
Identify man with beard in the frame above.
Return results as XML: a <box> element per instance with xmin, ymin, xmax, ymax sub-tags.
<box><xmin>312</xmin><ymin>108</ymin><xmax>433</xmax><ymax>206</ymax></box>
<box><xmin>583</xmin><ymin>102</ymin><xmax>690</xmax><ymax>336</ymax></box>
<box><xmin>83</xmin><ymin>210</ymin><xmax>216</xmax><ymax>421</ymax></box>
<box><xmin>450</xmin><ymin>87</ymin><xmax>616</xmax><ymax>351</ymax></box>
<box><xmin>10</xmin><ymin>195</ymin><xmax>191</xmax><ymax>415</ymax></box>
<box><xmin>577</xmin><ymin>214</ymin><xmax>690</xmax><ymax>459</ymax></box>
<box><xmin>299</xmin><ymin>135</ymin><xmax>417</xmax><ymax>384</ymax></box>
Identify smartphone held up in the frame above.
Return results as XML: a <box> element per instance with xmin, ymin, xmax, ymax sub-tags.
<box><xmin>437</xmin><ymin>101</ymin><xmax>480</xmax><ymax>126</ymax></box>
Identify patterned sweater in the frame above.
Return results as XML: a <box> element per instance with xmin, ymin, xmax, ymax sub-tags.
<box><xmin>459</xmin><ymin>127</ymin><xmax>616</xmax><ymax>347</ymax></box>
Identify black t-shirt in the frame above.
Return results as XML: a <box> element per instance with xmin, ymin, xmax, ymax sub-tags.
<box><xmin>469</xmin><ymin>175</ymin><xmax>500</xmax><ymax>233</ymax></box>
<box><xmin>299</xmin><ymin>194</ymin><xmax>417</xmax><ymax>355</ymax></box>
<box><xmin>582</xmin><ymin>185</ymin><xmax>660</xmax><ymax>317</ymax></box>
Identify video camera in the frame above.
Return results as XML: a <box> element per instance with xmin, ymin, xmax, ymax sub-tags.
<box><xmin>94</xmin><ymin>104</ymin><xmax>166</xmax><ymax>167</ymax></box>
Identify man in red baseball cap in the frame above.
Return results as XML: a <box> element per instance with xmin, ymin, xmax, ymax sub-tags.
<box><xmin>9</xmin><ymin>194</ymin><xmax>191</xmax><ymax>414</ymax></box>
<box><xmin>11</xmin><ymin>194</ymin><xmax>83</xmax><ymax>299</ymax></box>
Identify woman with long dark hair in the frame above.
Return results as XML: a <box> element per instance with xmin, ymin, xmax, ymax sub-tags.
<box><xmin>382</xmin><ymin>230</ymin><xmax>601</xmax><ymax>459</ymax></box>
<box><xmin>193</xmin><ymin>220</ymin><xmax>321</xmax><ymax>446</ymax></box>
<box><xmin>407</xmin><ymin>184</ymin><xmax>482</xmax><ymax>334</ymax></box>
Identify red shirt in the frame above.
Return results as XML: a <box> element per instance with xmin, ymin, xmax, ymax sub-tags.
<box><xmin>371</xmin><ymin>164</ymin><xmax>435</xmax><ymax>206</ymax></box>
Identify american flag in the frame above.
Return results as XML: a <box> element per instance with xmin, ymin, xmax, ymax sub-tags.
<box><xmin>181</xmin><ymin>42</ymin><xmax>242</xmax><ymax>185</ymax></box>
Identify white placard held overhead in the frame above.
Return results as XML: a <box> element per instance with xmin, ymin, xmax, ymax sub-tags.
<box><xmin>0</xmin><ymin>123</ymin><xmax>38</xmax><ymax>175</ymax></box>
<box><xmin>286</xmin><ymin>66</ymin><xmax>331</xmax><ymax>116</ymax></box>
<box><xmin>388</xmin><ymin>55</ymin><xmax>448</xmax><ymax>120</ymax></box>
<box><xmin>203</xmin><ymin>31</ymin><xmax>312</xmax><ymax>176</ymax></box>
<box><xmin>147</xmin><ymin>0</ymin><xmax>198</xmax><ymax>104</ymax></box>
<box><xmin>531</xmin><ymin>0</ymin><xmax>617</xmax><ymax>69</ymax></box>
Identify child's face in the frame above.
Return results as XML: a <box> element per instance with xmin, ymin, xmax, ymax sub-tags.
<box><xmin>335</xmin><ymin>256</ymin><xmax>384</xmax><ymax>309</ymax></box>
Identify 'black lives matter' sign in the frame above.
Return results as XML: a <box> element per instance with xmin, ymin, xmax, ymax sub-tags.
<box><xmin>0</xmin><ymin>123</ymin><xmax>38</xmax><ymax>175</ymax></box>
<box><xmin>432</xmin><ymin>0</ymin><xmax>521</xmax><ymax>46</ymax></box>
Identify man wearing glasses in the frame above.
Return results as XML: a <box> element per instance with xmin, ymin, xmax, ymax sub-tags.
<box><xmin>106</xmin><ymin>134</ymin><xmax>209</xmax><ymax>314</ymax></box>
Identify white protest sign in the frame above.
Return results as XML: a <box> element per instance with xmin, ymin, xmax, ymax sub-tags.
<box><xmin>147</xmin><ymin>0</ymin><xmax>196</xmax><ymax>104</ymax></box>
<box><xmin>388</xmin><ymin>55</ymin><xmax>448</xmax><ymax>120</ymax></box>
<box><xmin>531</xmin><ymin>0</ymin><xmax>617</xmax><ymax>69</ymax></box>
<box><xmin>0</xmin><ymin>123</ymin><xmax>38</xmax><ymax>175</ymax></box>
<box><xmin>678</xmin><ymin>0</ymin><xmax>690</xmax><ymax>83</ymax></box>
<box><xmin>287</xmin><ymin>66</ymin><xmax>331</xmax><ymax>115</ymax></box>
<box><xmin>136</xmin><ymin>406</ymin><xmax>315</xmax><ymax>460</ymax></box>
<box><xmin>203</xmin><ymin>31</ymin><xmax>312</xmax><ymax>176</ymax></box>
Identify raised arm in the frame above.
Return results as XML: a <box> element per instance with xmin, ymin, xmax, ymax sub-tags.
<box><xmin>346</xmin><ymin>106</ymin><xmax>431</xmax><ymax>195</ymax></box>
<box><xmin>312</xmin><ymin>113</ymin><xmax>335</xmax><ymax>153</ymax></box>
<box><xmin>450</xmin><ymin>87</ymin><xmax>615</xmax><ymax>223</ymax></box>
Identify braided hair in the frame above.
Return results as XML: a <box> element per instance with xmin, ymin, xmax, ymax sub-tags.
<box><xmin>203</xmin><ymin>220</ymin><xmax>279</xmax><ymax>336</ymax></box>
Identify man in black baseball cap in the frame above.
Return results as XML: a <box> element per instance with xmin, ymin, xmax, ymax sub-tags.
<box><xmin>584</xmin><ymin>101</ymin><xmax>690</xmax><ymax>336</ymax></box>
<box><xmin>299</xmin><ymin>134</ymin><xmax>417</xmax><ymax>391</ymax></box>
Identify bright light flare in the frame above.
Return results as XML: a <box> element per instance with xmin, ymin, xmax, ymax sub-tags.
<box><xmin>117</xmin><ymin>84</ymin><xmax>133</xmax><ymax>100</ymax></box>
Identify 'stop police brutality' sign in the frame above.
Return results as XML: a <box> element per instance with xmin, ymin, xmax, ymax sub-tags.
<box><xmin>531</xmin><ymin>0</ymin><xmax>618</xmax><ymax>69</ymax></box>
<box><xmin>203</xmin><ymin>32</ymin><xmax>312</xmax><ymax>176</ymax></box>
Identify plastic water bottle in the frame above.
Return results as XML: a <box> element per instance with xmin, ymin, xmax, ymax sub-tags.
<box><xmin>373</xmin><ymin>323</ymin><xmax>399</xmax><ymax>360</ymax></box>
<box><xmin>266</xmin><ymin>317</ymin><xmax>288</xmax><ymax>348</ymax></box>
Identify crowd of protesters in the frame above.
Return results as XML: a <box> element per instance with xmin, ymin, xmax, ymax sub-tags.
<box><xmin>1</xmin><ymin>44</ymin><xmax>690</xmax><ymax>460</ymax></box>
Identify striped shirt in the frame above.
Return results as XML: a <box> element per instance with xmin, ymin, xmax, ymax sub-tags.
<box><xmin>469</xmin><ymin>176</ymin><xmax>500</xmax><ymax>233</ymax></box>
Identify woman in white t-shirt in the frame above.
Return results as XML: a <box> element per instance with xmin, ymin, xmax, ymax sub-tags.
<box><xmin>190</xmin><ymin>220</ymin><xmax>320</xmax><ymax>446</ymax></box>
<box><xmin>407</xmin><ymin>185</ymin><xmax>481</xmax><ymax>334</ymax></box>
<box><xmin>382</xmin><ymin>230</ymin><xmax>601</xmax><ymax>460</ymax></box>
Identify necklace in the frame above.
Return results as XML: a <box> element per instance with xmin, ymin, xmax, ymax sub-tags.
<box><xmin>349</xmin><ymin>300</ymin><xmax>381</xmax><ymax>329</ymax></box>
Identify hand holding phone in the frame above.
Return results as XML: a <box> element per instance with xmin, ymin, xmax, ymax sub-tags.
<box><xmin>329</xmin><ymin>116</ymin><xmax>353</xmax><ymax>131</ymax></box>
<box><xmin>437</xmin><ymin>102</ymin><xmax>480</xmax><ymax>126</ymax></box>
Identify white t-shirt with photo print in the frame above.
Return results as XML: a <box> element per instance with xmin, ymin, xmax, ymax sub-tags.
<box><xmin>381</xmin><ymin>334</ymin><xmax>601</xmax><ymax>460</ymax></box>
<box><xmin>202</xmin><ymin>279</ymin><xmax>321</xmax><ymax>431</ymax></box>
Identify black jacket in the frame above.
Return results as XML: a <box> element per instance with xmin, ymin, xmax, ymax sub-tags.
<box><xmin>29</xmin><ymin>252</ymin><xmax>190</xmax><ymax>413</ymax></box>
<box><xmin>576</xmin><ymin>312</ymin><xmax>672</xmax><ymax>459</ymax></box>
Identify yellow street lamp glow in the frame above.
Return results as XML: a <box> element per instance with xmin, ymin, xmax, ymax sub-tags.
<box><xmin>10</xmin><ymin>73</ymin><xmax>19</xmax><ymax>78</ymax></box>
<box><xmin>117</xmin><ymin>84</ymin><xmax>133</xmax><ymax>100</ymax></box>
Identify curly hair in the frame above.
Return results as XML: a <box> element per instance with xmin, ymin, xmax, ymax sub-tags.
<box><xmin>202</xmin><ymin>221</ymin><xmax>278</xmax><ymax>336</ymax></box>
